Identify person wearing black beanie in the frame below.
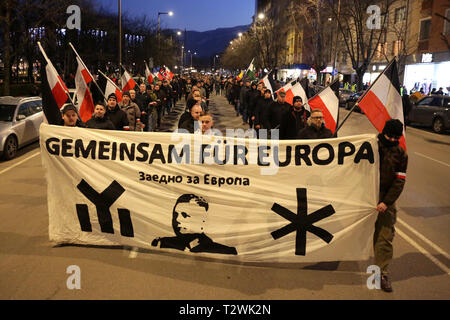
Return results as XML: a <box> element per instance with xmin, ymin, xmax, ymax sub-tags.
<box><xmin>374</xmin><ymin>118</ymin><xmax>408</xmax><ymax>293</ymax></box>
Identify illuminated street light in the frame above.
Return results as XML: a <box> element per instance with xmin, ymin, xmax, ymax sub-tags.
<box><xmin>258</xmin><ymin>13</ymin><xmax>265</xmax><ymax>20</ymax></box>
<box><xmin>238</xmin><ymin>32</ymin><xmax>243</xmax><ymax>37</ymax></box>
<box><xmin>168</xmin><ymin>11</ymin><xmax>173</xmax><ymax>16</ymax></box>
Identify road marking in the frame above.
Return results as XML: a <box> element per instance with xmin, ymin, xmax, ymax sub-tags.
<box><xmin>414</xmin><ymin>152</ymin><xmax>450</xmax><ymax>167</ymax></box>
<box><xmin>398</xmin><ymin>218</ymin><xmax>450</xmax><ymax>260</ymax></box>
<box><xmin>396</xmin><ymin>227</ymin><xmax>450</xmax><ymax>275</ymax></box>
<box><xmin>0</xmin><ymin>151</ymin><xmax>41</xmax><ymax>176</ymax></box>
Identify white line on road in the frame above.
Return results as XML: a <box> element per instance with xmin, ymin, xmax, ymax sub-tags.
<box><xmin>0</xmin><ymin>151</ymin><xmax>41</xmax><ymax>176</ymax></box>
<box><xmin>396</xmin><ymin>227</ymin><xmax>450</xmax><ymax>275</ymax></box>
<box><xmin>414</xmin><ymin>152</ymin><xmax>450</xmax><ymax>167</ymax></box>
<box><xmin>398</xmin><ymin>218</ymin><xmax>450</xmax><ymax>260</ymax></box>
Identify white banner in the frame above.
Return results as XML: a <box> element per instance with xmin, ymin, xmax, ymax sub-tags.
<box><xmin>40</xmin><ymin>123</ymin><xmax>379</xmax><ymax>263</ymax></box>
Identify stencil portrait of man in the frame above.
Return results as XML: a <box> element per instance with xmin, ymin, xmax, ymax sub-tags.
<box><xmin>151</xmin><ymin>194</ymin><xmax>237</xmax><ymax>255</ymax></box>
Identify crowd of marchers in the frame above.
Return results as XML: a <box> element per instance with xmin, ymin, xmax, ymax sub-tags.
<box><xmin>55</xmin><ymin>73</ymin><xmax>332</xmax><ymax>140</ymax></box>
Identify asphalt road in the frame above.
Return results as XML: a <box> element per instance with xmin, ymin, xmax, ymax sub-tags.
<box><xmin>0</xmin><ymin>94</ymin><xmax>448</xmax><ymax>300</ymax></box>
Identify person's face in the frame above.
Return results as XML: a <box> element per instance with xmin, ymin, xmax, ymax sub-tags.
<box><xmin>193</xmin><ymin>91</ymin><xmax>201</xmax><ymax>99</ymax></box>
<box><xmin>191</xmin><ymin>105</ymin><xmax>202</xmax><ymax>120</ymax></box>
<box><xmin>123</xmin><ymin>95</ymin><xmax>130</xmax><ymax>104</ymax></box>
<box><xmin>129</xmin><ymin>90</ymin><xmax>136</xmax><ymax>100</ymax></box>
<box><xmin>139</xmin><ymin>84</ymin><xmax>146</xmax><ymax>93</ymax></box>
<box><xmin>200</xmin><ymin>115</ymin><xmax>213</xmax><ymax>133</ymax></box>
<box><xmin>264</xmin><ymin>91</ymin><xmax>271</xmax><ymax>99</ymax></box>
<box><xmin>107</xmin><ymin>98</ymin><xmax>117</xmax><ymax>109</ymax></box>
<box><xmin>277</xmin><ymin>95</ymin><xmax>286</xmax><ymax>103</ymax></box>
<box><xmin>293</xmin><ymin>100</ymin><xmax>303</xmax><ymax>110</ymax></box>
<box><xmin>174</xmin><ymin>200</ymin><xmax>207</xmax><ymax>235</ymax></box>
<box><xmin>62</xmin><ymin>110</ymin><xmax>78</xmax><ymax>126</ymax></box>
<box><xmin>94</xmin><ymin>105</ymin><xmax>106</xmax><ymax>118</ymax></box>
<box><xmin>310</xmin><ymin>112</ymin><xmax>324</xmax><ymax>128</ymax></box>
<box><xmin>155</xmin><ymin>85</ymin><xmax>160</xmax><ymax>91</ymax></box>
<box><xmin>384</xmin><ymin>134</ymin><xmax>400</xmax><ymax>142</ymax></box>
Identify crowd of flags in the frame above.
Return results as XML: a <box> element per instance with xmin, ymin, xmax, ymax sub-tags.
<box><xmin>38</xmin><ymin>43</ymin><xmax>405</xmax><ymax>150</ymax></box>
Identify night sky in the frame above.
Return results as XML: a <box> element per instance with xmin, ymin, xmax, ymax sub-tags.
<box><xmin>95</xmin><ymin>0</ymin><xmax>255</xmax><ymax>31</ymax></box>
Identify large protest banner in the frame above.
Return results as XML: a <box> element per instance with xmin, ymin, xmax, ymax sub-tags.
<box><xmin>40</xmin><ymin>123</ymin><xmax>379</xmax><ymax>263</ymax></box>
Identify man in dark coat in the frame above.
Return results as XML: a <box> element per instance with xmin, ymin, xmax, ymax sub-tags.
<box><xmin>179</xmin><ymin>103</ymin><xmax>202</xmax><ymax>134</ymax></box>
<box><xmin>297</xmin><ymin>109</ymin><xmax>333</xmax><ymax>139</ymax></box>
<box><xmin>269</xmin><ymin>90</ymin><xmax>291</xmax><ymax>129</ymax></box>
<box><xmin>86</xmin><ymin>102</ymin><xmax>115</xmax><ymax>130</ymax></box>
<box><xmin>374</xmin><ymin>119</ymin><xmax>408</xmax><ymax>293</ymax></box>
<box><xmin>105</xmin><ymin>93</ymin><xmax>129</xmax><ymax>130</ymax></box>
<box><xmin>279</xmin><ymin>96</ymin><xmax>310</xmax><ymax>139</ymax></box>
<box><xmin>254</xmin><ymin>89</ymin><xmax>274</xmax><ymax>130</ymax></box>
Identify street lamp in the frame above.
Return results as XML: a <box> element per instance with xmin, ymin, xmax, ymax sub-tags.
<box><xmin>190</xmin><ymin>51</ymin><xmax>197</xmax><ymax>68</ymax></box>
<box><xmin>258</xmin><ymin>13</ymin><xmax>265</xmax><ymax>20</ymax></box>
<box><xmin>214</xmin><ymin>55</ymin><xmax>219</xmax><ymax>70</ymax></box>
<box><xmin>238</xmin><ymin>32</ymin><xmax>243</xmax><ymax>37</ymax></box>
<box><xmin>157</xmin><ymin>11</ymin><xmax>174</xmax><ymax>65</ymax></box>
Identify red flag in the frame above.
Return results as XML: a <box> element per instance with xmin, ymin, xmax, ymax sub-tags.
<box><xmin>121</xmin><ymin>68</ymin><xmax>137</xmax><ymax>92</ymax></box>
<box><xmin>75</xmin><ymin>57</ymin><xmax>95</xmax><ymax>122</ymax></box>
<box><xmin>100</xmin><ymin>71</ymin><xmax>123</xmax><ymax>103</ymax></box>
<box><xmin>145</xmin><ymin>62</ymin><xmax>153</xmax><ymax>84</ymax></box>
<box><xmin>38</xmin><ymin>43</ymin><xmax>69</xmax><ymax>109</ymax></box>
<box><xmin>307</xmin><ymin>80</ymin><xmax>340</xmax><ymax>134</ymax></box>
<box><xmin>357</xmin><ymin>60</ymin><xmax>406</xmax><ymax>150</ymax></box>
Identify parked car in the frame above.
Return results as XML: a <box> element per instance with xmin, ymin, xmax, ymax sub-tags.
<box><xmin>345</xmin><ymin>91</ymin><xmax>365</xmax><ymax>113</ymax></box>
<box><xmin>406</xmin><ymin>95</ymin><xmax>450</xmax><ymax>133</ymax></box>
<box><xmin>339</xmin><ymin>89</ymin><xmax>353</xmax><ymax>107</ymax></box>
<box><xmin>0</xmin><ymin>96</ymin><xmax>44</xmax><ymax>160</ymax></box>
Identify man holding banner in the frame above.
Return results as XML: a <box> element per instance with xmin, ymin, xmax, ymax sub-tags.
<box><xmin>374</xmin><ymin>119</ymin><xmax>408</xmax><ymax>293</ymax></box>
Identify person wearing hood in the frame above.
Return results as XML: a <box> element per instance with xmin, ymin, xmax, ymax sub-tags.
<box><xmin>297</xmin><ymin>109</ymin><xmax>333</xmax><ymax>139</ymax></box>
<box><xmin>86</xmin><ymin>102</ymin><xmax>115</xmax><ymax>130</ymax></box>
<box><xmin>373</xmin><ymin>119</ymin><xmax>408</xmax><ymax>293</ymax></box>
<box><xmin>106</xmin><ymin>93</ymin><xmax>129</xmax><ymax>130</ymax></box>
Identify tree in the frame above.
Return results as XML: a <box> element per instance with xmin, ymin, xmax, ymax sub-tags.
<box><xmin>291</xmin><ymin>0</ymin><xmax>336</xmax><ymax>85</ymax></box>
<box><xmin>328</xmin><ymin>0</ymin><xmax>395</xmax><ymax>90</ymax></box>
<box><xmin>248</xmin><ymin>15</ymin><xmax>287</xmax><ymax>70</ymax></box>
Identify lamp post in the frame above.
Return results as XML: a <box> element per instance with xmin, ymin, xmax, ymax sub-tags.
<box><xmin>213</xmin><ymin>55</ymin><xmax>219</xmax><ymax>70</ymax></box>
<box><xmin>157</xmin><ymin>11</ymin><xmax>173</xmax><ymax>65</ymax></box>
<box><xmin>118</xmin><ymin>0</ymin><xmax>122</xmax><ymax>79</ymax></box>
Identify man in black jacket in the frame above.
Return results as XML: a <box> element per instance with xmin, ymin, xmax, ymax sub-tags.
<box><xmin>297</xmin><ymin>109</ymin><xmax>333</xmax><ymax>139</ymax></box>
<box><xmin>279</xmin><ymin>96</ymin><xmax>310</xmax><ymax>139</ymax></box>
<box><xmin>374</xmin><ymin>119</ymin><xmax>408</xmax><ymax>293</ymax></box>
<box><xmin>269</xmin><ymin>90</ymin><xmax>291</xmax><ymax>129</ymax></box>
<box><xmin>154</xmin><ymin>84</ymin><xmax>166</xmax><ymax>128</ymax></box>
<box><xmin>254</xmin><ymin>89</ymin><xmax>274</xmax><ymax>130</ymax></box>
<box><xmin>86</xmin><ymin>102</ymin><xmax>115</xmax><ymax>130</ymax></box>
<box><xmin>179</xmin><ymin>103</ymin><xmax>202</xmax><ymax>134</ymax></box>
<box><xmin>105</xmin><ymin>93</ymin><xmax>129</xmax><ymax>130</ymax></box>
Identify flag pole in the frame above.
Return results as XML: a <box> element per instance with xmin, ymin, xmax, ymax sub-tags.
<box><xmin>68</xmin><ymin>42</ymin><xmax>106</xmax><ymax>100</ymax></box>
<box><xmin>335</xmin><ymin>58</ymin><xmax>397</xmax><ymax>134</ymax></box>
<box><xmin>37</xmin><ymin>41</ymin><xmax>76</xmax><ymax>107</ymax></box>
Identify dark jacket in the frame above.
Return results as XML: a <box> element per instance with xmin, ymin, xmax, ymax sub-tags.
<box><xmin>279</xmin><ymin>107</ymin><xmax>310</xmax><ymax>139</ymax></box>
<box><xmin>378</xmin><ymin>138</ymin><xmax>408</xmax><ymax>205</ymax></box>
<box><xmin>178</xmin><ymin>111</ymin><xmax>191</xmax><ymax>128</ymax></box>
<box><xmin>255</xmin><ymin>97</ymin><xmax>275</xmax><ymax>129</ymax></box>
<box><xmin>86</xmin><ymin>116</ymin><xmax>116</xmax><ymax>130</ymax></box>
<box><xmin>269</xmin><ymin>101</ymin><xmax>291</xmax><ymax>129</ymax></box>
<box><xmin>297</xmin><ymin>123</ymin><xmax>333</xmax><ymax>139</ymax></box>
<box><xmin>179</xmin><ymin>114</ymin><xmax>198</xmax><ymax>133</ymax></box>
<box><xmin>248</xmin><ymin>90</ymin><xmax>262</xmax><ymax>118</ymax></box>
<box><xmin>106</xmin><ymin>105</ymin><xmax>129</xmax><ymax>130</ymax></box>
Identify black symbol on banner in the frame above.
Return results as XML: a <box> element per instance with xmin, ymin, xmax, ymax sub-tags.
<box><xmin>76</xmin><ymin>179</ymin><xmax>134</xmax><ymax>237</ymax></box>
<box><xmin>271</xmin><ymin>188</ymin><xmax>335</xmax><ymax>255</ymax></box>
